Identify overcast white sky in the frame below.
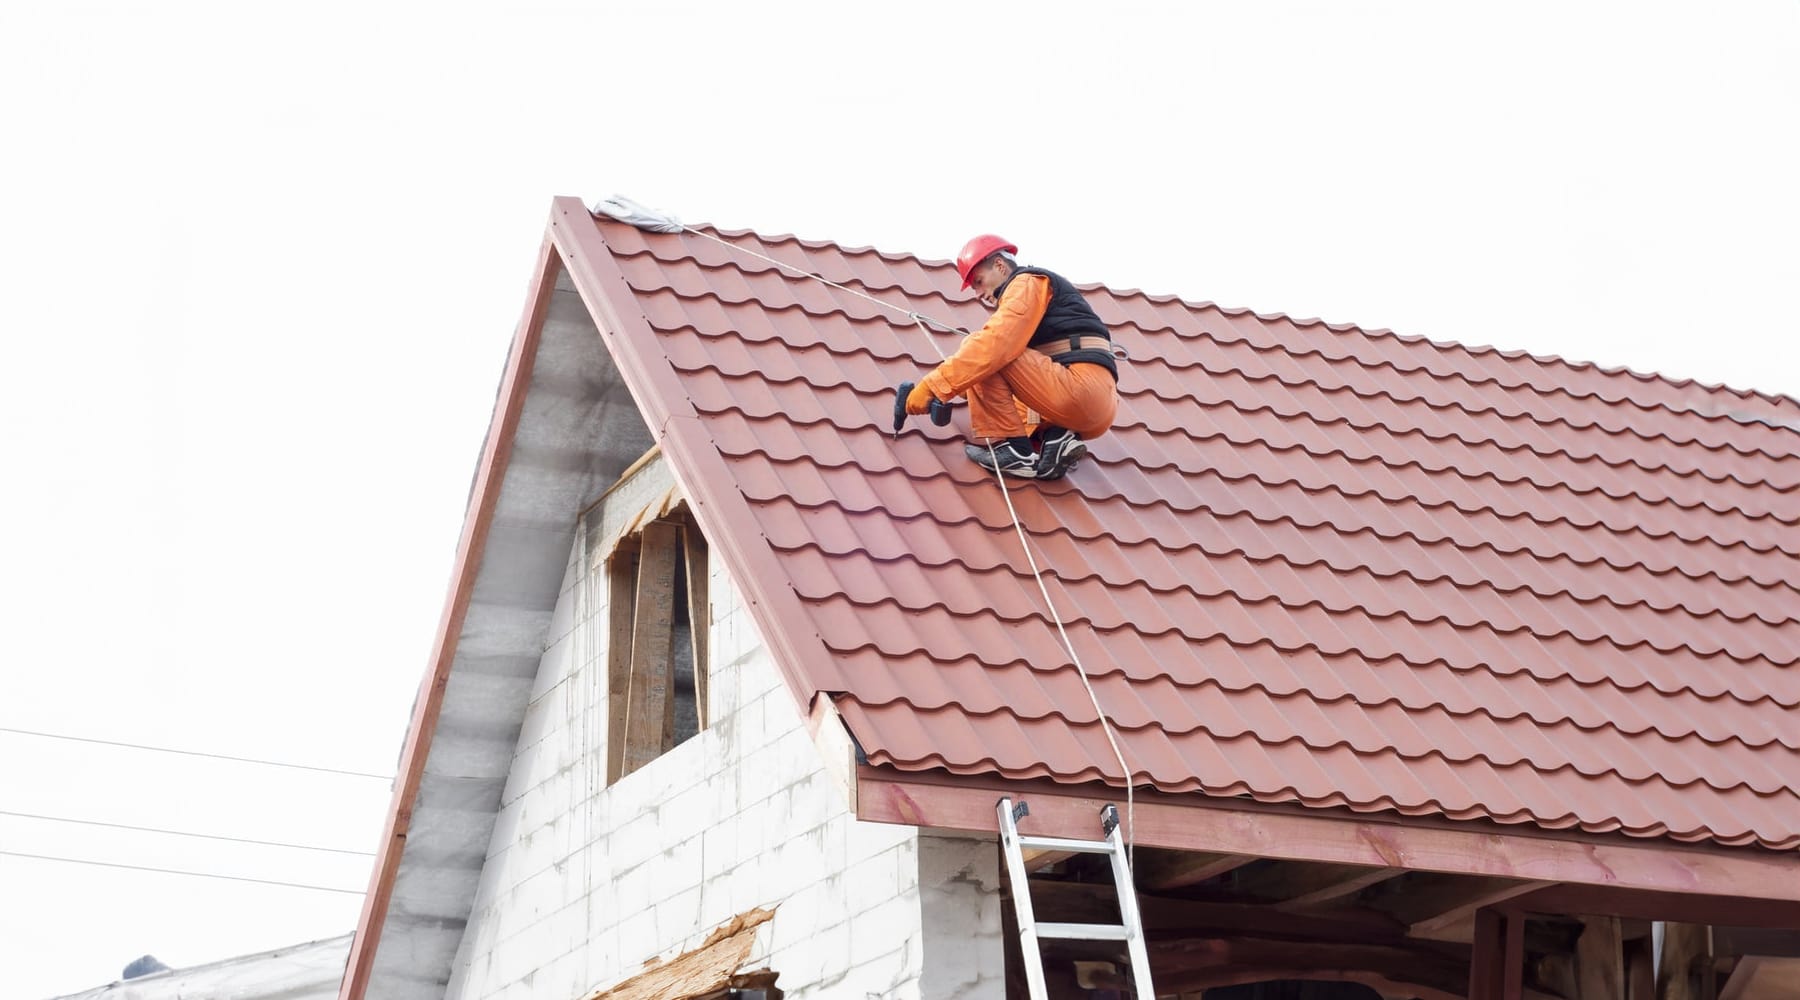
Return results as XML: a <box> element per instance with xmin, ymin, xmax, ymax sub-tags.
<box><xmin>2</xmin><ymin>2</ymin><xmax>1796</xmax><ymax>997</ymax></box>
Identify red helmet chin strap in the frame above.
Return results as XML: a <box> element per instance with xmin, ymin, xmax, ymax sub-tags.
<box><xmin>956</xmin><ymin>234</ymin><xmax>1018</xmax><ymax>289</ymax></box>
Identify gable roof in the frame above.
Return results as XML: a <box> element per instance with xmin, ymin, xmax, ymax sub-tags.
<box><xmin>343</xmin><ymin>197</ymin><xmax>1800</xmax><ymax>998</ymax></box>
<box><xmin>571</xmin><ymin>202</ymin><xmax>1800</xmax><ymax>852</ymax></box>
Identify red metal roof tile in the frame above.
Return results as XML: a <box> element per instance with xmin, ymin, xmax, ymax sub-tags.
<box><xmin>579</xmin><ymin>213</ymin><xmax>1800</xmax><ymax>851</ymax></box>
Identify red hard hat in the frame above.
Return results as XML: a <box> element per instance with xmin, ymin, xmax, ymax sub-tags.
<box><xmin>956</xmin><ymin>234</ymin><xmax>1018</xmax><ymax>289</ymax></box>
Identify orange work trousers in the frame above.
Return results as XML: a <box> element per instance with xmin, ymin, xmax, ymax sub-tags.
<box><xmin>965</xmin><ymin>353</ymin><xmax>1118</xmax><ymax>441</ymax></box>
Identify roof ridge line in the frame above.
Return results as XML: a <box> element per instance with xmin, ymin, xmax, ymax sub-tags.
<box><xmin>619</xmin><ymin>219</ymin><xmax>1800</xmax><ymax>410</ymax></box>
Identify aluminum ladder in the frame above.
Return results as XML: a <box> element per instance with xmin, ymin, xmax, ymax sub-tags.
<box><xmin>997</xmin><ymin>796</ymin><xmax>1156</xmax><ymax>999</ymax></box>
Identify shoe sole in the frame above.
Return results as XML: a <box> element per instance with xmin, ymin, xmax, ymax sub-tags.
<box><xmin>967</xmin><ymin>443</ymin><xmax>1039</xmax><ymax>479</ymax></box>
<box><xmin>1037</xmin><ymin>438</ymin><xmax>1088</xmax><ymax>480</ymax></box>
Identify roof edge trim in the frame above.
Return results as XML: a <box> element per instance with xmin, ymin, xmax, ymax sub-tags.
<box><xmin>338</xmin><ymin>222</ymin><xmax>564</xmax><ymax>1000</ymax></box>
<box><xmin>551</xmin><ymin>198</ymin><xmax>846</xmax><ymax>712</ymax></box>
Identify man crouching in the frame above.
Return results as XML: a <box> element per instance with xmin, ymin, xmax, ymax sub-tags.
<box><xmin>901</xmin><ymin>234</ymin><xmax>1120</xmax><ymax>480</ymax></box>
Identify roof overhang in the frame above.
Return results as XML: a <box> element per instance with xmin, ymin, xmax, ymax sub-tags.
<box><xmin>850</xmin><ymin>766</ymin><xmax>1800</xmax><ymax>910</ymax></box>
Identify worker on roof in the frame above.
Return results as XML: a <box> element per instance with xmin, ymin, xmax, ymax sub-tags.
<box><xmin>901</xmin><ymin>234</ymin><xmax>1120</xmax><ymax>480</ymax></box>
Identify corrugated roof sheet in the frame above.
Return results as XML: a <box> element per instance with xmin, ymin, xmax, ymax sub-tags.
<box><xmin>585</xmin><ymin>212</ymin><xmax>1800</xmax><ymax>851</ymax></box>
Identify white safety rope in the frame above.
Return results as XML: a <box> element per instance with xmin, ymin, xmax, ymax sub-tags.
<box><xmin>653</xmin><ymin>217</ymin><xmax>1140</xmax><ymax>853</ymax></box>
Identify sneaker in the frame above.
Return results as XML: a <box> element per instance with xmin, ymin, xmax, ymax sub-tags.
<box><xmin>1035</xmin><ymin>428</ymin><xmax>1087</xmax><ymax>480</ymax></box>
<box><xmin>964</xmin><ymin>440</ymin><xmax>1040</xmax><ymax>479</ymax></box>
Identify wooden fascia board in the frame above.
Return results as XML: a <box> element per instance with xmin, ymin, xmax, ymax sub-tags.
<box><xmin>854</xmin><ymin>769</ymin><xmax>1800</xmax><ymax>904</ymax></box>
<box><xmin>548</xmin><ymin>198</ymin><xmax>846</xmax><ymax>714</ymax></box>
<box><xmin>338</xmin><ymin>226</ymin><xmax>561</xmax><ymax>1000</ymax></box>
<box><xmin>1507</xmin><ymin>884</ymin><xmax>1800</xmax><ymax>928</ymax></box>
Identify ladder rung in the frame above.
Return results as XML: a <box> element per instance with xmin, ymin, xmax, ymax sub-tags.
<box><xmin>1036</xmin><ymin>922</ymin><xmax>1132</xmax><ymax>942</ymax></box>
<box><xmin>1018</xmin><ymin>834</ymin><xmax>1111</xmax><ymax>855</ymax></box>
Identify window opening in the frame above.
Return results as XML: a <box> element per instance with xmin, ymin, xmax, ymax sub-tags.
<box><xmin>604</xmin><ymin>509</ymin><xmax>709</xmax><ymax>784</ymax></box>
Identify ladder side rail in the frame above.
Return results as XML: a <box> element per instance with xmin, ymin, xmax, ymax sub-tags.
<box><xmin>997</xmin><ymin>796</ymin><xmax>1051</xmax><ymax>1000</ymax></box>
<box><xmin>1103</xmin><ymin>804</ymin><xmax>1157</xmax><ymax>999</ymax></box>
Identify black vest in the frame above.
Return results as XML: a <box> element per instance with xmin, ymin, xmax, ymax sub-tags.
<box><xmin>994</xmin><ymin>265</ymin><xmax>1118</xmax><ymax>379</ymax></box>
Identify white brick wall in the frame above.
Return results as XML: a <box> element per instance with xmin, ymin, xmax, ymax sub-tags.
<box><xmin>444</xmin><ymin>536</ymin><xmax>1003</xmax><ymax>1000</ymax></box>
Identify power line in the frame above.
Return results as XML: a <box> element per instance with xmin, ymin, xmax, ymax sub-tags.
<box><xmin>0</xmin><ymin>726</ymin><xmax>393</xmax><ymax>780</ymax></box>
<box><xmin>0</xmin><ymin>809</ymin><xmax>375</xmax><ymax>857</ymax></box>
<box><xmin>0</xmin><ymin>849</ymin><xmax>366</xmax><ymax>895</ymax></box>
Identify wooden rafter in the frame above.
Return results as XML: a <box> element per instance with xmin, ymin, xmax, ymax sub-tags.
<box><xmin>1468</xmin><ymin>908</ymin><xmax>1526</xmax><ymax>1000</ymax></box>
<box><xmin>1133</xmin><ymin>848</ymin><xmax>1253</xmax><ymax>891</ymax></box>
<box><xmin>1024</xmin><ymin>879</ymin><xmax>1407</xmax><ymax>944</ymax></box>
<box><xmin>1718</xmin><ymin>956</ymin><xmax>1800</xmax><ymax>1000</ymax></box>
<box><xmin>1362</xmin><ymin>873</ymin><xmax>1550</xmax><ymax>941</ymax></box>
<box><xmin>1227</xmin><ymin>860</ymin><xmax>1406</xmax><ymax>909</ymax></box>
<box><xmin>1509</xmin><ymin>885</ymin><xmax>1800</xmax><ymax>928</ymax></box>
<box><xmin>1021</xmin><ymin>847</ymin><xmax>1078</xmax><ymax>873</ymax></box>
<box><xmin>1145</xmin><ymin>934</ymin><xmax>1471</xmax><ymax>999</ymax></box>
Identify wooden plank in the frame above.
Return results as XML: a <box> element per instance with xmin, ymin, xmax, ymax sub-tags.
<box><xmin>1146</xmin><ymin>934</ymin><xmax>1470</xmax><ymax>999</ymax></box>
<box><xmin>682</xmin><ymin>520</ymin><xmax>709</xmax><ymax>730</ymax></box>
<box><xmin>1717</xmin><ymin>957</ymin><xmax>1763</xmax><ymax>1000</ymax></box>
<box><xmin>1225</xmin><ymin>860</ymin><xmax>1404</xmax><ymax>909</ymax></box>
<box><xmin>1628</xmin><ymin>940</ymin><xmax>1656</xmax><ymax>1000</ymax></box>
<box><xmin>1025</xmin><ymin>878</ymin><xmax>1407</xmax><ymax>944</ymax></box>
<box><xmin>1471</xmin><ymin>908</ymin><xmax>1504</xmax><ymax>1000</ymax></box>
<box><xmin>1712</xmin><ymin>928</ymin><xmax>1800</xmax><ymax>959</ymax></box>
<box><xmin>1021</xmin><ymin>848</ymin><xmax>1079</xmax><ymax>873</ymax></box>
<box><xmin>1502</xmin><ymin>909</ymin><xmax>1525</xmax><ymax>1000</ymax></box>
<box><xmin>1658</xmin><ymin>922</ymin><xmax>1709</xmax><ymax>1000</ymax></box>
<box><xmin>592</xmin><ymin>907</ymin><xmax>773</xmax><ymax>1000</ymax></box>
<box><xmin>1134</xmin><ymin>848</ymin><xmax>1253</xmax><ymax>890</ymax></box>
<box><xmin>660</xmin><ymin>534</ymin><xmax>679</xmax><ymax>754</ymax></box>
<box><xmin>621</xmin><ymin>520</ymin><xmax>678</xmax><ymax>778</ymax></box>
<box><xmin>1378</xmin><ymin>875</ymin><xmax>1550</xmax><ymax>942</ymax></box>
<box><xmin>605</xmin><ymin>545</ymin><xmax>638</xmax><ymax>785</ymax></box>
<box><xmin>1717</xmin><ymin>956</ymin><xmax>1800</xmax><ymax>1000</ymax></box>
<box><xmin>1577</xmin><ymin>916</ymin><xmax>1627</xmax><ymax>1000</ymax></box>
<box><xmin>1512</xmin><ymin>885</ymin><xmax>1800</xmax><ymax>929</ymax></box>
<box><xmin>852</xmin><ymin>771</ymin><xmax>1800</xmax><ymax>903</ymax></box>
